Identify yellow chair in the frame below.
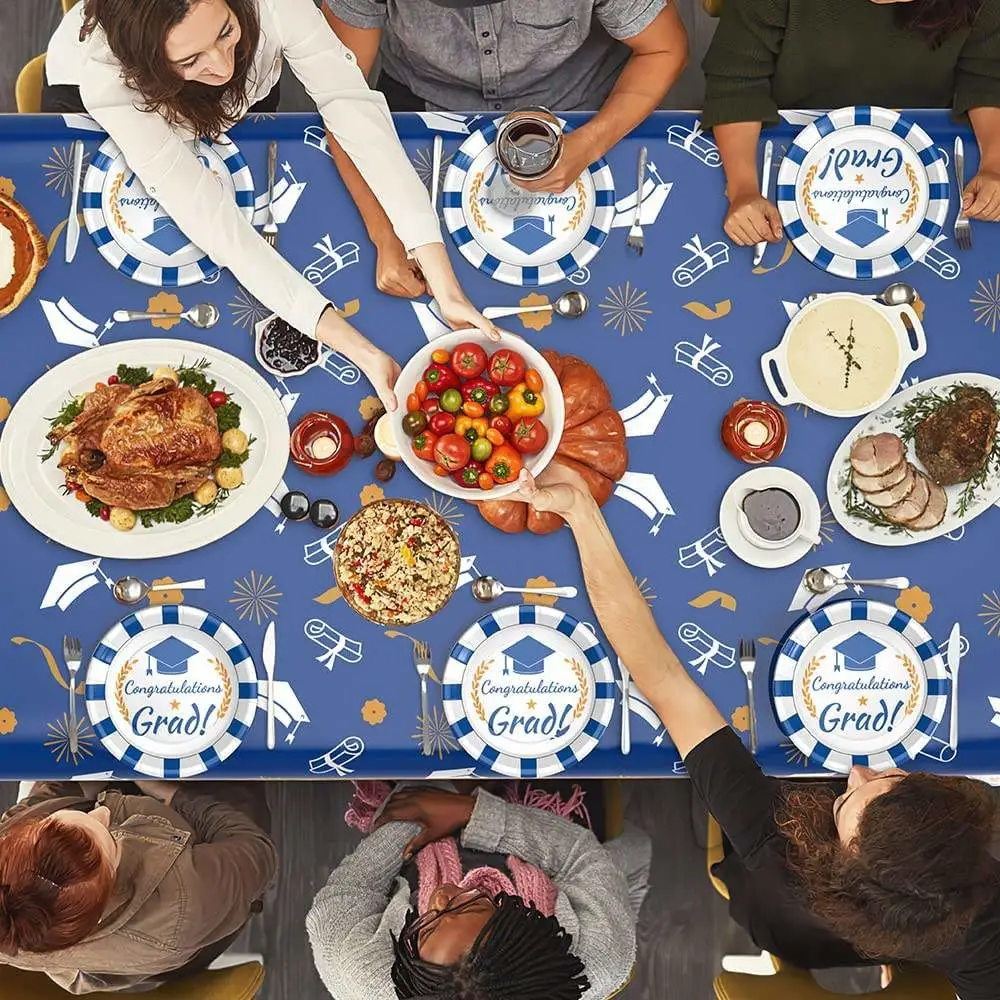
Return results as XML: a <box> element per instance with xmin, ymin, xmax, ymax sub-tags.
<box><xmin>63</xmin><ymin>0</ymin><xmax>80</xmax><ymax>11</ymax></box>
<box><xmin>14</xmin><ymin>54</ymin><xmax>46</xmax><ymax>114</ymax></box>
<box><xmin>705</xmin><ymin>816</ymin><xmax>955</xmax><ymax>999</ymax></box>
<box><xmin>0</xmin><ymin>961</ymin><xmax>264</xmax><ymax>1000</ymax></box>
<box><xmin>703</xmin><ymin>0</ymin><xmax>724</xmax><ymax>15</ymax></box>
<box><xmin>715</xmin><ymin>959</ymin><xmax>954</xmax><ymax>1000</ymax></box>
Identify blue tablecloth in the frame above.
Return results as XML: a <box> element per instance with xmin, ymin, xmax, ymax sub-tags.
<box><xmin>1</xmin><ymin>109</ymin><xmax>998</xmax><ymax>781</ymax></box>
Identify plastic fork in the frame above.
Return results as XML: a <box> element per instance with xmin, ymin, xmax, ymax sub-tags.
<box><xmin>738</xmin><ymin>638</ymin><xmax>758</xmax><ymax>755</ymax></box>
<box><xmin>625</xmin><ymin>146</ymin><xmax>647</xmax><ymax>256</ymax></box>
<box><xmin>413</xmin><ymin>641</ymin><xmax>433</xmax><ymax>755</ymax></box>
<box><xmin>62</xmin><ymin>635</ymin><xmax>83</xmax><ymax>755</ymax></box>
<box><xmin>262</xmin><ymin>141</ymin><xmax>279</xmax><ymax>248</ymax></box>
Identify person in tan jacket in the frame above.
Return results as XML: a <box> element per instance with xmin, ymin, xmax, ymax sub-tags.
<box><xmin>0</xmin><ymin>780</ymin><xmax>275</xmax><ymax>994</ymax></box>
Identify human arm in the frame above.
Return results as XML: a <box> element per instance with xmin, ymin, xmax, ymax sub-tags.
<box><xmin>512</xmin><ymin>466</ymin><xmax>726</xmax><ymax>758</ymax></box>
<box><xmin>1</xmin><ymin>783</ymin><xmax>84</xmax><ymax>823</ymax></box>
<box><xmin>461</xmin><ymin>790</ymin><xmax>637</xmax><ymax>999</ymax></box>
<box><xmin>519</xmin><ymin>6</ymin><xmax>688</xmax><ymax>194</ymax></box>
<box><xmin>306</xmin><ymin>822</ymin><xmax>420</xmax><ymax>1000</ymax></box>
<box><xmin>964</xmin><ymin>107</ymin><xmax>1000</xmax><ymax>221</ymax></box>
<box><xmin>702</xmin><ymin>0</ymin><xmax>787</xmax><ymax>242</ymax></box>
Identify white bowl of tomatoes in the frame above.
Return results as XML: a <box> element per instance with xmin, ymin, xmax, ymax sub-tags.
<box><xmin>394</xmin><ymin>332</ymin><xmax>564</xmax><ymax>500</ymax></box>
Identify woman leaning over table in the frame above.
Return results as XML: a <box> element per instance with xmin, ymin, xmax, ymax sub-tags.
<box><xmin>0</xmin><ymin>780</ymin><xmax>275</xmax><ymax>993</ymax></box>
<box><xmin>506</xmin><ymin>463</ymin><xmax>1000</xmax><ymax>999</ymax></box>
<box><xmin>306</xmin><ymin>781</ymin><xmax>651</xmax><ymax>1000</ymax></box>
<box><xmin>43</xmin><ymin>0</ymin><xmax>496</xmax><ymax>411</ymax></box>
<box><xmin>702</xmin><ymin>0</ymin><xmax>1000</xmax><ymax>246</ymax></box>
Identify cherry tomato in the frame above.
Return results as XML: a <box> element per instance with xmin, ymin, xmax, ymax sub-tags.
<box><xmin>429</xmin><ymin>411</ymin><xmax>456</xmax><ymax>435</ymax></box>
<box><xmin>477</xmin><ymin>472</ymin><xmax>495</xmax><ymax>491</ymax></box>
<box><xmin>74</xmin><ymin>489</ymin><xmax>91</xmax><ymax>502</ymax></box>
<box><xmin>402</xmin><ymin>411</ymin><xmax>428</xmax><ymax>437</ymax></box>
<box><xmin>485</xmin><ymin>428</ymin><xmax>505</xmax><ymax>446</ymax></box>
<box><xmin>451</xmin><ymin>342</ymin><xmax>488</xmax><ymax>379</ymax></box>
<box><xmin>462</xmin><ymin>400</ymin><xmax>485</xmax><ymax>418</ymax></box>
<box><xmin>489</xmin><ymin>415</ymin><xmax>513</xmax><ymax>436</ymax></box>
<box><xmin>208</xmin><ymin>391</ymin><xmax>228</xmax><ymax>408</ymax></box>
<box><xmin>488</xmin><ymin>393</ymin><xmax>509</xmax><ymax>416</ymax></box>
<box><xmin>512</xmin><ymin>416</ymin><xmax>548</xmax><ymax>454</ymax></box>
<box><xmin>453</xmin><ymin>460</ymin><xmax>483</xmax><ymax>488</ymax></box>
<box><xmin>421</xmin><ymin>397</ymin><xmax>441</xmax><ymax>417</ymax></box>
<box><xmin>471</xmin><ymin>437</ymin><xmax>493</xmax><ymax>462</ymax></box>
<box><xmin>107</xmin><ymin>374</ymin><xmax>120</xmax><ymax>385</ymax></box>
<box><xmin>433</xmin><ymin>433</ymin><xmax>471</xmax><ymax>471</ymax></box>
<box><xmin>488</xmin><ymin>348</ymin><xmax>527</xmax><ymax>387</ymax></box>
<box><xmin>463</xmin><ymin>428</ymin><xmax>478</xmax><ymax>444</ymax></box>
<box><xmin>525</xmin><ymin>369</ymin><xmax>543</xmax><ymax>393</ymax></box>
<box><xmin>440</xmin><ymin>388</ymin><xmax>463</xmax><ymax>413</ymax></box>
<box><xmin>431</xmin><ymin>348</ymin><xmax>451</xmax><ymax>364</ymax></box>
<box><xmin>99</xmin><ymin>506</ymin><xmax>111</xmax><ymax>521</ymax></box>
<box><xmin>414</xmin><ymin>380</ymin><xmax>429</xmax><ymax>402</ymax></box>
<box><xmin>406</xmin><ymin>393</ymin><xmax>421</xmax><ymax>413</ymax></box>
<box><xmin>433</xmin><ymin>463</ymin><xmax>449</xmax><ymax>477</ymax></box>
<box><xmin>411</xmin><ymin>430</ymin><xmax>438</xmax><ymax>462</ymax></box>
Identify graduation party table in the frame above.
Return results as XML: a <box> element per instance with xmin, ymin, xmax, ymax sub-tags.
<box><xmin>1</xmin><ymin>109</ymin><xmax>999</xmax><ymax>782</ymax></box>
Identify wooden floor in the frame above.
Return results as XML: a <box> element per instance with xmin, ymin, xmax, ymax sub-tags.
<box><xmin>0</xmin><ymin>3</ymin><xmax>879</xmax><ymax>997</ymax></box>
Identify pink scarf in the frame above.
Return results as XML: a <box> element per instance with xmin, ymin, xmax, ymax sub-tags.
<box><xmin>345</xmin><ymin>781</ymin><xmax>590</xmax><ymax>917</ymax></box>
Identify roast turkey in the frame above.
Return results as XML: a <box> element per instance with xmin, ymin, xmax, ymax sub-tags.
<box><xmin>50</xmin><ymin>378</ymin><xmax>221</xmax><ymax>510</ymax></box>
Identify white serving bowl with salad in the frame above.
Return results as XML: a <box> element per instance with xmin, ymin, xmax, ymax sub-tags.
<box><xmin>394</xmin><ymin>332</ymin><xmax>564</xmax><ymax>500</ymax></box>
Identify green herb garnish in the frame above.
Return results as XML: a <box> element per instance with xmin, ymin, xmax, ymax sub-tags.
<box><xmin>196</xmin><ymin>488</ymin><xmax>230</xmax><ymax>517</ymax></box>
<box><xmin>216</xmin><ymin>445</ymin><xmax>252</xmax><ymax>468</ymax></box>
<box><xmin>176</xmin><ymin>358</ymin><xmax>216</xmax><ymax>395</ymax></box>
<box><xmin>214</xmin><ymin>401</ymin><xmax>241</xmax><ymax>433</ymax></box>
<box><xmin>48</xmin><ymin>397</ymin><xmax>85</xmax><ymax>429</ymax></box>
<box><xmin>116</xmin><ymin>364</ymin><xmax>152</xmax><ymax>388</ymax></box>
<box><xmin>85</xmin><ymin>499</ymin><xmax>104</xmax><ymax>518</ymax></box>
<box><xmin>137</xmin><ymin>496</ymin><xmax>196</xmax><ymax>528</ymax></box>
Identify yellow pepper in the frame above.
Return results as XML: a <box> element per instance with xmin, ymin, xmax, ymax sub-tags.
<box><xmin>455</xmin><ymin>415</ymin><xmax>473</xmax><ymax>435</ymax></box>
<box><xmin>471</xmin><ymin>417</ymin><xmax>489</xmax><ymax>437</ymax></box>
<box><xmin>506</xmin><ymin>382</ymin><xmax>545</xmax><ymax>420</ymax></box>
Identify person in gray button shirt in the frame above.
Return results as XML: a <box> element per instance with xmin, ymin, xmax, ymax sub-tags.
<box><xmin>320</xmin><ymin>0</ymin><xmax>688</xmax><ymax>298</ymax></box>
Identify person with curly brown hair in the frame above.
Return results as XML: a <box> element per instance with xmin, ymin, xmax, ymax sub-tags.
<box><xmin>509</xmin><ymin>463</ymin><xmax>1000</xmax><ymax>1000</ymax></box>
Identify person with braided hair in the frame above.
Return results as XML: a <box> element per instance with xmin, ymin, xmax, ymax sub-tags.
<box><xmin>306</xmin><ymin>781</ymin><xmax>650</xmax><ymax>1000</ymax></box>
<box><xmin>507</xmin><ymin>463</ymin><xmax>1000</xmax><ymax>999</ymax></box>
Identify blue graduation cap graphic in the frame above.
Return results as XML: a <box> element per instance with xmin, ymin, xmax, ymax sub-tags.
<box><xmin>832</xmin><ymin>632</ymin><xmax>884</xmax><ymax>673</ymax></box>
<box><xmin>835</xmin><ymin>208</ymin><xmax>889</xmax><ymax>248</ymax></box>
<box><xmin>141</xmin><ymin>215</ymin><xmax>192</xmax><ymax>256</ymax></box>
<box><xmin>146</xmin><ymin>637</ymin><xmax>199</xmax><ymax>677</ymax></box>
<box><xmin>502</xmin><ymin>216</ymin><xmax>556</xmax><ymax>255</ymax></box>
<box><xmin>502</xmin><ymin>636</ymin><xmax>554</xmax><ymax>676</ymax></box>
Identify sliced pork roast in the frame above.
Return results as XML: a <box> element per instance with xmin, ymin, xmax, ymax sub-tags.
<box><xmin>850</xmin><ymin>433</ymin><xmax>906</xmax><ymax>478</ymax></box>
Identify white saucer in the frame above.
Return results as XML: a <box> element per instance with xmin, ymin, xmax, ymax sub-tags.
<box><xmin>720</xmin><ymin>467</ymin><xmax>822</xmax><ymax>569</ymax></box>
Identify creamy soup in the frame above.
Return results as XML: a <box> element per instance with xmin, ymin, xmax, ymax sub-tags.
<box><xmin>785</xmin><ymin>298</ymin><xmax>901</xmax><ymax>413</ymax></box>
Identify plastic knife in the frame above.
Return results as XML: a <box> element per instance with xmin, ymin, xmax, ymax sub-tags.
<box><xmin>262</xmin><ymin>622</ymin><xmax>276</xmax><ymax>750</ymax></box>
<box><xmin>65</xmin><ymin>140</ymin><xmax>84</xmax><ymax>264</ymax></box>
<box><xmin>946</xmin><ymin>622</ymin><xmax>960</xmax><ymax>752</ymax></box>
<box><xmin>753</xmin><ymin>140</ymin><xmax>774</xmax><ymax>268</ymax></box>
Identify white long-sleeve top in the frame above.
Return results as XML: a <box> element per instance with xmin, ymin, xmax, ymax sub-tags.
<box><xmin>46</xmin><ymin>0</ymin><xmax>442</xmax><ymax>337</ymax></box>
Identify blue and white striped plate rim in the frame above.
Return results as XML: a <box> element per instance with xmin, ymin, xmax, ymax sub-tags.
<box><xmin>81</xmin><ymin>134</ymin><xmax>255</xmax><ymax>288</ymax></box>
<box><xmin>85</xmin><ymin>604</ymin><xmax>257</xmax><ymax>778</ymax></box>
<box><xmin>442</xmin><ymin>604</ymin><xmax>615</xmax><ymax>778</ymax></box>
<box><xmin>770</xmin><ymin>598</ymin><xmax>949</xmax><ymax>772</ymax></box>
<box><xmin>442</xmin><ymin>117</ymin><xmax>615</xmax><ymax>287</ymax></box>
<box><xmin>775</xmin><ymin>106</ymin><xmax>949</xmax><ymax>280</ymax></box>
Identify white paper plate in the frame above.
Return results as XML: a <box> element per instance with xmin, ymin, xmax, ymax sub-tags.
<box><xmin>0</xmin><ymin>339</ymin><xmax>289</xmax><ymax>558</ymax></box>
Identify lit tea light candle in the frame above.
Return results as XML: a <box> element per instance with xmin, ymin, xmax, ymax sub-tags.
<box><xmin>310</xmin><ymin>435</ymin><xmax>337</xmax><ymax>460</ymax></box>
<box><xmin>721</xmin><ymin>400</ymin><xmax>788</xmax><ymax>464</ymax></box>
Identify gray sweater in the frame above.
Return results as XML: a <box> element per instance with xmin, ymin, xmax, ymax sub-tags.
<box><xmin>306</xmin><ymin>790</ymin><xmax>652</xmax><ymax>1000</ymax></box>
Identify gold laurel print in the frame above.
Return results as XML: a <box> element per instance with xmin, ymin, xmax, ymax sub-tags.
<box><xmin>470</xmin><ymin>660</ymin><xmax>492</xmax><ymax>721</ymax></box>
<box><xmin>800</xmin><ymin>656</ymin><xmax>821</xmax><ymax>718</ymax></box>
<box><xmin>213</xmin><ymin>658</ymin><xmax>233</xmax><ymax>718</ymax></box>
<box><xmin>10</xmin><ymin>637</ymin><xmax>83</xmax><ymax>694</ymax></box>
<box><xmin>562</xmin><ymin>178</ymin><xmax>587</xmax><ymax>233</ymax></box>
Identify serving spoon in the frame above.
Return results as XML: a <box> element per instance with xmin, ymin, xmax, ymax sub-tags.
<box><xmin>472</xmin><ymin>576</ymin><xmax>578</xmax><ymax>602</ymax></box>
<box><xmin>112</xmin><ymin>303</ymin><xmax>220</xmax><ymax>329</ymax></box>
<box><xmin>804</xmin><ymin>568</ymin><xmax>910</xmax><ymax>595</ymax></box>
<box><xmin>482</xmin><ymin>291</ymin><xmax>588</xmax><ymax>321</ymax></box>
<box><xmin>113</xmin><ymin>576</ymin><xmax>207</xmax><ymax>605</ymax></box>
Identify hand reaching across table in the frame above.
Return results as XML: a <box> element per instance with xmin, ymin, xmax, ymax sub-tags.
<box><xmin>724</xmin><ymin>192</ymin><xmax>783</xmax><ymax>247</ymax></box>
<box><xmin>374</xmin><ymin>787</ymin><xmax>476</xmax><ymax>859</ymax></box>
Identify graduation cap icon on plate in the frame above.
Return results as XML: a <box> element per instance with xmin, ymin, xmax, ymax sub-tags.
<box><xmin>146</xmin><ymin>636</ymin><xmax>199</xmax><ymax>677</ymax></box>
<box><xmin>835</xmin><ymin>208</ymin><xmax>889</xmax><ymax>248</ymax></box>
<box><xmin>141</xmin><ymin>215</ymin><xmax>193</xmax><ymax>256</ymax></box>
<box><xmin>502</xmin><ymin>635</ymin><xmax>554</xmax><ymax>676</ymax></box>
<box><xmin>502</xmin><ymin>216</ymin><xmax>556</xmax><ymax>255</ymax></box>
<box><xmin>832</xmin><ymin>632</ymin><xmax>884</xmax><ymax>673</ymax></box>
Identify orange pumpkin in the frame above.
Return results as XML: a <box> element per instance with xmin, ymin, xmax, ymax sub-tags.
<box><xmin>475</xmin><ymin>349</ymin><xmax>628</xmax><ymax>533</ymax></box>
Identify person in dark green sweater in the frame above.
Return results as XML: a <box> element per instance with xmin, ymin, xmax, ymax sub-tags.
<box><xmin>702</xmin><ymin>0</ymin><xmax>1000</xmax><ymax>246</ymax></box>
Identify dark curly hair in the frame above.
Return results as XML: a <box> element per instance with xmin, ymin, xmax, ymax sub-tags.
<box><xmin>81</xmin><ymin>0</ymin><xmax>261</xmax><ymax>139</ymax></box>
<box><xmin>391</xmin><ymin>893</ymin><xmax>590</xmax><ymax>1000</ymax></box>
<box><xmin>895</xmin><ymin>0</ymin><xmax>985</xmax><ymax>47</ymax></box>
<box><xmin>776</xmin><ymin>774</ymin><xmax>999</xmax><ymax>961</ymax></box>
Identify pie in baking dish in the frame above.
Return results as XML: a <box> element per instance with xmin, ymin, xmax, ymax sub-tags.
<box><xmin>0</xmin><ymin>193</ymin><xmax>48</xmax><ymax>318</ymax></box>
